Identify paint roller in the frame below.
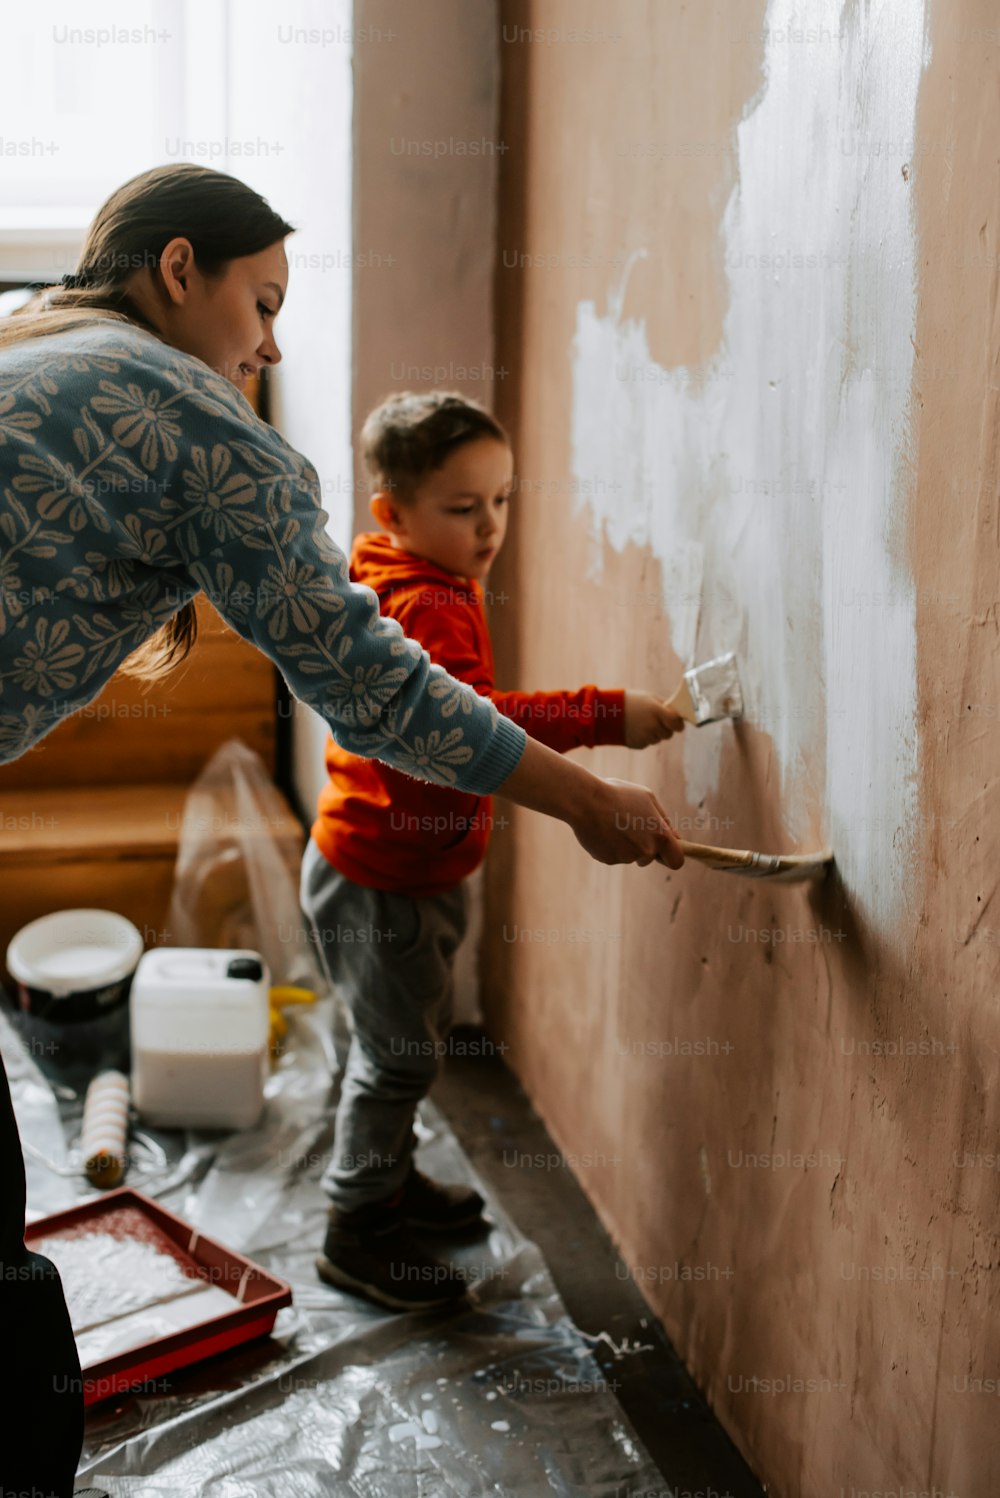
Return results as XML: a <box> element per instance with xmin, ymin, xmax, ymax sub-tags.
<box><xmin>81</xmin><ymin>1069</ymin><xmax>130</xmax><ymax>1188</ymax></box>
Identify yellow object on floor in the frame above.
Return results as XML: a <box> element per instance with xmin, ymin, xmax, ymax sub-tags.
<box><xmin>268</xmin><ymin>986</ymin><xmax>318</xmax><ymax>1056</ymax></box>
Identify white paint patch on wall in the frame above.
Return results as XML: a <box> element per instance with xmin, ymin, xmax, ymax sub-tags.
<box><xmin>570</xmin><ymin>0</ymin><xmax>926</xmax><ymax>940</ymax></box>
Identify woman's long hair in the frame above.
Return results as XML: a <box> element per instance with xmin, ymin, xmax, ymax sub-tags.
<box><xmin>0</xmin><ymin>164</ymin><xmax>294</xmax><ymax>683</ymax></box>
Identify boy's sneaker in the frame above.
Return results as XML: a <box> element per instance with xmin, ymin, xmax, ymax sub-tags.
<box><xmin>316</xmin><ymin>1197</ymin><xmax>469</xmax><ymax>1312</ymax></box>
<box><xmin>400</xmin><ymin>1166</ymin><xmax>486</xmax><ymax>1233</ymax></box>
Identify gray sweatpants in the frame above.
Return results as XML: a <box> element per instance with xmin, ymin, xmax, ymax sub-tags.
<box><xmin>299</xmin><ymin>835</ymin><xmax>468</xmax><ymax>1211</ymax></box>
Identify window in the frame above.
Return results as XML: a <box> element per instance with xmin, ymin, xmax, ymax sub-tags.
<box><xmin>0</xmin><ymin>0</ymin><xmax>221</xmax><ymax>278</ymax></box>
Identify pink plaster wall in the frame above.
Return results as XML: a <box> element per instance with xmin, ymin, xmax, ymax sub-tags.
<box><xmin>482</xmin><ymin>4</ymin><xmax>1000</xmax><ymax>1493</ymax></box>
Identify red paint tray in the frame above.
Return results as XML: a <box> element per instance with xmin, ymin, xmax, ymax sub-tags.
<box><xmin>24</xmin><ymin>1187</ymin><xmax>293</xmax><ymax>1406</ymax></box>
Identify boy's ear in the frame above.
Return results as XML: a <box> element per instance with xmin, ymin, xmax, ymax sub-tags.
<box><xmin>370</xmin><ymin>490</ymin><xmax>405</xmax><ymax>534</ymax></box>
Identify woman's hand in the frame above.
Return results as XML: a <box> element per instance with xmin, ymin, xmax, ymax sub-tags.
<box><xmin>568</xmin><ymin>776</ymin><xmax>685</xmax><ymax>867</ymax></box>
<box><xmin>496</xmin><ymin>736</ymin><xmax>685</xmax><ymax>869</ymax></box>
<box><xmin>624</xmin><ymin>689</ymin><xmax>686</xmax><ymax>748</ymax></box>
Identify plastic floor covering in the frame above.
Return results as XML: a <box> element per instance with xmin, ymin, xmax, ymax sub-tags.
<box><xmin>5</xmin><ymin>999</ymin><xmax>672</xmax><ymax>1497</ymax></box>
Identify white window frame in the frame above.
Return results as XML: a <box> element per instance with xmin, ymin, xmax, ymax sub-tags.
<box><xmin>0</xmin><ymin>0</ymin><xmax>228</xmax><ymax>282</ymax></box>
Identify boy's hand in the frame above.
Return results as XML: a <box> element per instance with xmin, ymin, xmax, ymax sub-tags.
<box><xmin>624</xmin><ymin>690</ymin><xmax>686</xmax><ymax>749</ymax></box>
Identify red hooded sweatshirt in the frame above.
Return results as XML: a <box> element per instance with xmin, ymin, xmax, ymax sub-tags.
<box><xmin>311</xmin><ymin>532</ymin><xmax>627</xmax><ymax>896</ymax></box>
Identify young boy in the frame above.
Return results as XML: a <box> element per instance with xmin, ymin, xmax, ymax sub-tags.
<box><xmin>300</xmin><ymin>392</ymin><xmax>684</xmax><ymax>1311</ymax></box>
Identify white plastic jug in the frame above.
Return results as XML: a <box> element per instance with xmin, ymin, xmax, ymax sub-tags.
<box><xmin>130</xmin><ymin>948</ymin><xmax>270</xmax><ymax>1130</ymax></box>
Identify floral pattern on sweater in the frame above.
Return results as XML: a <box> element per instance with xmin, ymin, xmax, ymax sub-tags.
<box><xmin>0</xmin><ymin>320</ymin><xmax>525</xmax><ymax>792</ymax></box>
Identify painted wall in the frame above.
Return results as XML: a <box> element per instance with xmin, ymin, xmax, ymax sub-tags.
<box><xmin>483</xmin><ymin>1</ymin><xmax>1000</xmax><ymax>1492</ymax></box>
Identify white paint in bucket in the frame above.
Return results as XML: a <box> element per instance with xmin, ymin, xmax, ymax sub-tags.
<box><xmin>7</xmin><ymin>909</ymin><xmax>144</xmax><ymax>999</ymax></box>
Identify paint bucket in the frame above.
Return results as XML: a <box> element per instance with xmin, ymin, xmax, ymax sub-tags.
<box><xmin>5</xmin><ymin>909</ymin><xmax>144</xmax><ymax>1080</ymax></box>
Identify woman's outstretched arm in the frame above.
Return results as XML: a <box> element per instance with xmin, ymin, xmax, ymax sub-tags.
<box><xmin>495</xmin><ymin>732</ymin><xmax>684</xmax><ymax>867</ymax></box>
<box><xmin>0</xmin><ymin>319</ymin><xmax>682</xmax><ymax>868</ymax></box>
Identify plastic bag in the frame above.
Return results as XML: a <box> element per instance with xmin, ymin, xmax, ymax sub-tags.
<box><xmin>166</xmin><ymin>738</ymin><xmax>328</xmax><ymax>998</ymax></box>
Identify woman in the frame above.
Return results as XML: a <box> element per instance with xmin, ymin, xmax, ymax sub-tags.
<box><xmin>0</xmin><ymin>164</ymin><xmax>683</xmax><ymax>1492</ymax></box>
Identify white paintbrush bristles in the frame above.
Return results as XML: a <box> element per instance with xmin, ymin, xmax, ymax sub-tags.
<box><xmin>683</xmin><ymin>651</ymin><xmax>745</xmax><ymax>724</ymax></box>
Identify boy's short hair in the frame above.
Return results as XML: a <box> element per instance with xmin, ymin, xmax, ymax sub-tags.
<box><xmin>360</xmin><ymin>391</ymin><xmax>508</xmax><ymax>499</ymax></box>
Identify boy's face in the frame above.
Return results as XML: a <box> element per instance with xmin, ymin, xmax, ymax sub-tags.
<box><xmin>374</xmin><ymin>437</ymin><xmax>513</xmax><ymax>582</ymax></box>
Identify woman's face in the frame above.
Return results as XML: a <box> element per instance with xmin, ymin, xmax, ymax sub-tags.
<box><xmin>134</xmin><ymin>237</ymin><xmax>288</xmax><ymax>389</ymax></box>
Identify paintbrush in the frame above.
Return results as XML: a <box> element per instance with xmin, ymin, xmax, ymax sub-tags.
<box><xmin>664</xmin><ymin>840</ymin><xmax>834</xmax><ymax>882</ymax></box>
<box><xmin>661</xmin><ymin>652</ymin><xmax>831</xmax><ymax>879</ymax></box>
<box><xmin>666</xmin><ymin>652</ymin><xmax>744</xmax><ymax>725</ymax></box>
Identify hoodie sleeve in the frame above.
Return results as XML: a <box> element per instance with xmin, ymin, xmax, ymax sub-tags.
<box><xmin>0</xmin><ymin>324</ymin><xmax>526</xmax><ymax>792</ymax></box>
<box><xmin>395</xmin><ymin>591</ymin><xmax>626</xmax><ymax>753</ymax></box>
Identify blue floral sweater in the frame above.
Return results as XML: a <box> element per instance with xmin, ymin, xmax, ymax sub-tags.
<box><xmin>0</xmin><ymin>318</ymin><xmax>526</xmax><ymax>791</ymax></box>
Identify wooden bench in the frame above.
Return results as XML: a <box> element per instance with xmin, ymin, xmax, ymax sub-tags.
<box><xmin>0</xmin><ymin>593</ymin><xmax>306</xmax><ymax>981</ymax></box>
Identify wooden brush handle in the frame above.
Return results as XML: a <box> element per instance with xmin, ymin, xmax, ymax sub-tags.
<box><xmin>666</xmin><ymin>840</ymin><xmax>834</xmax><ymax>880</ymax></box>
<box><xmin>677</xmin><ymin>839</ymin><xmax>766</xmax><ymax>871</ymax></box>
